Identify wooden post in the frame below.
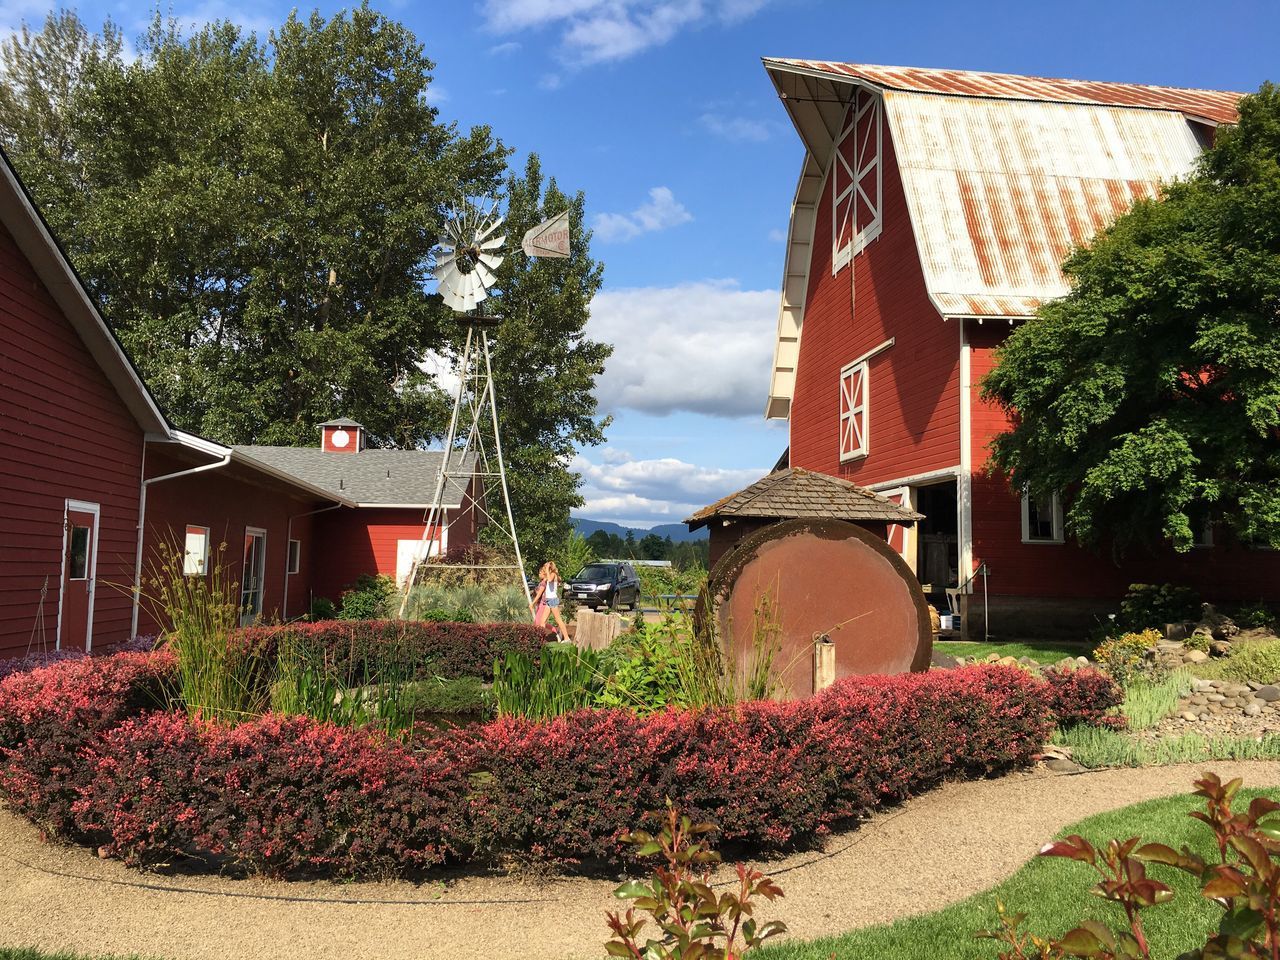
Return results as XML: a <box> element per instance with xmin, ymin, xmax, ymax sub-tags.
<box><xmin>814</xmin><ymin>634</ymin><xmax>836</xmax><ymax>693</ymax></box>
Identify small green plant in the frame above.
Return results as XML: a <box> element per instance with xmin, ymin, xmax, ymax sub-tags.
<box><xmin>978</xmin><ymin>772</ymin><xmax>1280</xmax><ymax>959</ymax></box>
<box><xmin>598</xmin><ymin>625</ymin><xmax>691</xmax><ymax>714</ymax></box>
<box><xmin>1235</xmin><ymin>601</ymin><xmax>1277</xmax><ymax>630</ymax></box>
<box><xmin>1119</xmin><ymin>583</ymin><xmax>1199</xmax><ymax>632</ymax></box>
<box><xmin>1052</xmin><ymin>724</ymin><xmax>1280</xmax><ymax>768</ymax></box>
<box><xmin>493</xmin><ymin>642</ymin><xmax>601</xmax><ymax>719</ymax></box>
<box><xmin>632</xmin><ymin>608</ymin><xmax>647</xmax><ymax>633</ymax></box>
<box><xmin>1121</xmin><ymin>671</ymin><xmax>1193</xmax><ymax>731</ymax></box>
<box><xmin>605</xmin><ymin>804</ymin><xmax>787</xmax><ymax>960</ymax></box>
<box><xmin>401</xmin><ymin>582</ymin><xmax>527</xmax><ymax>623</ymax></box>
<box><xmin>309</xmin><ymin>596</ymin><xmax>337</xmax><ymax>621</ymax></box>
<box><xmin>1185</xmin><ymin>632</ymin><xmax>1211</xmax><ymax>653</ymax></box>
<box><xmin>338</xmin><ymin>574</ymin><xmax>396</xmax><ymax>620</ymax></box>
<box><xmin>400</xmin><ymin>675</ymin><xmax>493</xmax><ymax>717</ymax></box>
<box><xmin>1093</xmin><ymin>630</ymin><xmax>1161</xmax><ymax>687</ymax></box>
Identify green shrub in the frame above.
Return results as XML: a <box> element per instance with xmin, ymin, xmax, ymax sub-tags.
<box><xmin>401</xmin><ymin>676</ymin><xmax>492</xmax><ymax>717</ymax></box>
<box><xmin>1197</xmin><ymin>638</ymin><xmax>1280</xmax><ymax>683</ymax></box>
<box><xmin>1119</xmin><ymin>582</ymin><xmax>1199</xmax><ymax>631</ymax></box>
<box><xmin>1234</xmin><ymin>600</ymin><xmax>1277</xmax><ymax>630</ymax></box>
<box><xmin>597</xmin><ymin>626</ymin><xmax>690</xmax><ymax>714</ymax></box>
<box><xmin>400</xmin><ymin>582</ymin><xmax>526</xmax><ymax>623</ymax></box>
<box><xmin>309</xmin><ymin>596</ymin><xmax>337</xmax><ymax>621</ymax></box>
<box><xmin>1184</xmin><ymin>631</ymin><xmax>1211</xmax><ymax>653</ymax></box>
<box><xmin>338</xmin><ymin>575</ymin><xmax>396</xmax><ymax>620</ymax></box>
<box><xmin>1093</xmin><ymin>629</ymin><xmax>1161</xmax><ymax>686</ymax></box>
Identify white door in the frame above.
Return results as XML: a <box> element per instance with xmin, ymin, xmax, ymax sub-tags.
<box><xmin>240</xmin><ymin>528</ymin><xmax>267</xmax><ymax>626</ymax></box>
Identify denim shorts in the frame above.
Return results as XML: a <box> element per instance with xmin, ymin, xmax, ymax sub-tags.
<box><xmin>545</xmin><ymin>597</ymin><xmax>560</xmax><ymax>608</ymax></box>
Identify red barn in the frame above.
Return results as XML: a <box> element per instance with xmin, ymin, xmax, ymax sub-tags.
<box><xmin>0</xmin><ymin>149</ymin><xmax>167</xmax><ymax>657</ymax></box>
<box><xmin>763</xmin><ymin>60</ymin><xmax>1274</xmax><ymax>635</ymax></box>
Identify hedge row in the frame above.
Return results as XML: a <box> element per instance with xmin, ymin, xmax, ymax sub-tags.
<box><xmin>232</xmin><ymin>619</ymin><xmax>552</xmax><ymax>682</ymax></box>
<box><xmin>0</xmin><ymin>652</ymin><xmax>1056</xmax><ymax>877</ymax></box>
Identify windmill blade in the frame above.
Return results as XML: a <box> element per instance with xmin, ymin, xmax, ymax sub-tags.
<box><xmin>477</xmin><ymin>217</ymin><xmax>505</xmax><ymax>242</ymax></box>
<box><xmin>436</xmin><ymin>251</ymin><xmax>458</xmax><ymax>271</ymax></box>
<box><xmin>479</xmin><ymin>236</ymin><xmax>504</xmax><ymax>251</ymax></box>
<box><xmin>477</xmin><ymin>252</ymin><xmax>503</xmax><ymax>272</ymax></box>
<box><xmin>435</xmin><ymin>260</ymin><xmax>461</xmax><ymax>288</ymax></box>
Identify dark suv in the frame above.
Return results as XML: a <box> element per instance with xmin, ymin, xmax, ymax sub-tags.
<box><xmin>568</xmin><ymin>562</ymin><xmax>641</xmax><ymax>611</ymax></box>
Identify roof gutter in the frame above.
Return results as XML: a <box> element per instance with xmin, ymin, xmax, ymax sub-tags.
<box><xmin>130</xmin><ymin>447</ymin><xmax>233</xmax><ymax>638</ymax></box>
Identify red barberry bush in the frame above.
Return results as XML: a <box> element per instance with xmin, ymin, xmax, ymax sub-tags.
<box><xmin>1041</xmin><ymin>665</ymin><xmax>1127</xmax><ymax>730</ymax></box>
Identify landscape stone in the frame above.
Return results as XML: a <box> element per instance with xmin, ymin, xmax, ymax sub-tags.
<box><xmin>1180</xmin><ymin>711</ymin><xmax>1199</xmax><ymax>722</ymax></box>
<box><xmin>1257</xmin><ymin>686</ymin><xmax>1280</xmax><ymax>702</ymax></box>
<box><xmin>1184</xmin><ymin>650</ymin><xmax>1209</xmax><ymax>664</ymax></box>
<box><xmin>1245</xmin><ymin>703</ymin><xmax>1263</xmax><ymax>717</ymax></box>
<box><xmin>1045</xmin><ymin>757</ymin><xmax>1085</xmax><ymax>774</ymax></box>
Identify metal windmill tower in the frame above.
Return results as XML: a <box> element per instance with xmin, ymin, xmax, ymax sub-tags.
<box><xmin>397</xmin><ymin>202</ymin><xmax>571</xmax><ymax>620</ymax></box>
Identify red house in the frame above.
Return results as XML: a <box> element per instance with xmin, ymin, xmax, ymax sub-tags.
<box><xmin>763</xmin><ymin>60</ymin><xmax>1276</xmax><ymax>635</ymax></box>
<box><xmin>0</xmin><ymin>142</ymin><xmax>480</xmax><ymax>658</ymax></box>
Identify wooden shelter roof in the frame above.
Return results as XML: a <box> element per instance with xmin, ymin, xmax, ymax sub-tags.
<box><xmin>685</xmin><ymin>467</ymin><xmax>922</xmax><ymax>530</ymax></box>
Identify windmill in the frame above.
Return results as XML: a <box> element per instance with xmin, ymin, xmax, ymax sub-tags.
<box><xmin>397</xmin><ymin>201</ymin><xmax>570</xmax><ymax>620</ymax></box>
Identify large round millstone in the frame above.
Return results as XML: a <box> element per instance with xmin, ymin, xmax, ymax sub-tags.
<box><xmin>706</xmin><ymin>518</ymin><xmax>932</xmax><ymax>698</ymax></box>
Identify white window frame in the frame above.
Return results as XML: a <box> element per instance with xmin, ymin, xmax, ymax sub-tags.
<box><xmin>832</xmin><ymin>87</ymin><xmax>883</xmax><ymax>274</ymax></box>
<box><xmin>1021</xmin><ymin>490</ymin><xmax>1065</xmax><ymax>544</ymax></box>
<box><xmin>183</xmin><ymin>525</ymin><xmax>210</xmax><ymax>577</ymax></box>
<box><xmin>240</xmin><ymin>527</ymin><xmax>268</xmax><ymax>627</ymax></box>
<box><xmin>287</xmin><ymin>538</ymin><xmax>301</xmax><ymax>574</ymax></box>
<box><xmin>1192</xmin><ymin>518</ymin><xmax>1213</xmax><ymax>549</ymax></box>
<box><xmin>839</xmin><ymin>360</ymin><xmax>869</xmax><ymax>462</ymax></box>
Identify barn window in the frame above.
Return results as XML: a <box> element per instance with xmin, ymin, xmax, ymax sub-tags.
<box><xmin>287</xmin><ymin>539</ymin><xmax>301</xmax><ymax>574</ymax></box>
<box><xmin>1192</xmin><ymin>518</ymin><xmax>1213</xmax><ymax>548</ymax></box>
<box><xmin>183</xmin><ymin>525</ymin><xmax>210</xmax><ymax>576</ymax></box>
<box><xmin>832</xmin><ymin>86</ymin><xmax>883</xmax><ymax>274</ymax></box>
<box><xmin>1021</xmin><ymin>491</ymin><xmax>1064</xmax><ymax>544</ymax></box>
<box><xmin>839</xmin><ymin>361</ymin><xmax>869</xmax><ymax>461</ymax></box>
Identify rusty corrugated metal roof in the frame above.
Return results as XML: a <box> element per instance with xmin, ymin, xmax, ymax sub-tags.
<box><xmin>765</xmin><ymin>59</ymin><xmax>1242</xmax><ymax>124</ymax></box>
<box><xmin>885</xmin><ymin>92</ymin><xmax>1207</xmax><ymax>318</ymax></box>
<box><xmin>684</xmin><ymin>468</ymin><xmax>922</xmax><ymax>530</ymax></box>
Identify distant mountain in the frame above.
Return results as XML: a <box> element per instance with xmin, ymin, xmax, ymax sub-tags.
<box><xmin>571</xmin><ymin>517</ymin><xmax>707</xmax><ymax>543</ymax></box>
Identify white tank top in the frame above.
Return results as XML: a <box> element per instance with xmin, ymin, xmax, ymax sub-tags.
<box><xmin>545</xmin><ymin>578</ymin><xmax>558</xmax><ymax>601</ymax></box>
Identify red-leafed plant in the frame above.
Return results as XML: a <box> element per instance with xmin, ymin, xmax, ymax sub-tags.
<box><xmin>1040</xmin><ymin>666</ymin><xmax>1126</xmax><ymax>731</ymax></box>
<box><xmin>605</xmin><ymin>804</ymin><xmax>787</xmax><ymax>960</ymax></box>
<box><xmin>979</xmin><ymin>773</ymin><xmax>1280</xmax><ymax>959</ymax></box>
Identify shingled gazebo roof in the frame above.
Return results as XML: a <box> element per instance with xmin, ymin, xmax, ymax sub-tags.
<box><xmin>684</xmin><ymin>467</ymin><xmax>923</xmax><ymax>531</ymax></box>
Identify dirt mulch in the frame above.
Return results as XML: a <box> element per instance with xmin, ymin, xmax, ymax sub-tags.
<box><xmin>2</xmin><ymin>760</ymin><xmax>1279</xmax><ymax>960</ymax></box>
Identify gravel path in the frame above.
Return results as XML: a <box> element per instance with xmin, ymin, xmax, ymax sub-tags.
<box><xmin>3</xmin><ymin>760</ymin><xmax>1278</xmax><ymax>960</ymax></box>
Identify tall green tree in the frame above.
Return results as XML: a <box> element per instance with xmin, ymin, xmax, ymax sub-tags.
<box><xmin>982</xmin><ymin>83</ymin><xmax>1280</xmax><ymax>554</ymax></box>
<box><xmin>479</xmin><ymin>154</ymin><xmax>611</xmax><ymax>562</ymax></box>
<box><xmin>0</xmin><ymin>6</ymin><xmax>505</xmax><ymax>446</ymax></box>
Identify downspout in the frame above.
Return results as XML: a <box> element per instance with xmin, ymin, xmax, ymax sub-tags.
<box><xmin>283</xmin><ymin>502</ymin><xmax>346</xmax><ymax>620</ymax></box>
<box><xmin>130</xmin><ymin>451</ymin><xmax>232</xmax><ymax>638</ymax></box>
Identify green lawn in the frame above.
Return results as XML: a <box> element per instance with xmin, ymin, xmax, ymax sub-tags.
<box><xmin>757</xmin><ymin>788</ymin><xmax>1279</xmax><ymax>960</ymax></box>
<box><xmin>934</xmin><ymin>639</ymin><xmax>1088</xmax><ymax>665</ymax></box>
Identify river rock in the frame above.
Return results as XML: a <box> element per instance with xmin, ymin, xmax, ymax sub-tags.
<box><xmin>1184</xmin><ymin>650</ymin><xmax>1210</xmax><ymax>664</ymax></box>
<box><xmin>1257</xmin><ymin>685</ymin><xmax>1280</xmax><ymax>702</ymax></box>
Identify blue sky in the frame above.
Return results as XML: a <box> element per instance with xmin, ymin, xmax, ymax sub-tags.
<box><xmin>7</xmin><ymin>0</ymin><xmax>1278</xmax><ymax>526</ymax></box>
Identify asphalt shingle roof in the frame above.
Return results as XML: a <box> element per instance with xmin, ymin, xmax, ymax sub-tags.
<box><xmin>684</xmin><ymin>467</ymin><xmax>923</xmax><ymax>530</ymax></box>
<box><xmin>233</xmin><ymin>446</ymin><xmax>474</xmax><ymax>507</ymax></box>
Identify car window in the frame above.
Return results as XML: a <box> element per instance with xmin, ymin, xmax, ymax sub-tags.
<box><xmin>625</xmin><ymin>565</ymin><xmax>636</xmax><ymax>579</ymax></box>
<box><xmin>576</xmin><ymin>563</ymin><xmax>618</xmax><ymax>581</ymax></box>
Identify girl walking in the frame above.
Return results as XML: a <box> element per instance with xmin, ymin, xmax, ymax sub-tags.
<box><xmin>530</xmin><ymin>561</ymin><xmax>569</xmax><ymax>641</ymax></box>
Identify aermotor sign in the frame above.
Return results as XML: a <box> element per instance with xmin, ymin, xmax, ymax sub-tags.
<box><xmin>521</xmin><ymin>209</ymin><xmax>571</xmax><ymax>258</ymax></box>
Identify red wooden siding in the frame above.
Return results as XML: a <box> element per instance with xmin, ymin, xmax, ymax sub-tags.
<box><xmin>0</xmin><ymin>223</ymin><xmax>144</xmax><ymax>656</ymax></box>
<box><xmin>139</xmin><ymin>448</ymin><xmax>326</xmax><ymax>633</ymax></box>
<box><xmin>968</xmin><ymin>325</ymin><xmax>1280</xmax><ymax>602</ymax></box>
<box><xmin>789</xmin><ymin>112</ymin><xmax>960</xmax><ymax>486</ymax></box>
<box><xmin>312</xmin><ymin>508</ymin><xmax>476</xmax><ymax>602</ymax></box>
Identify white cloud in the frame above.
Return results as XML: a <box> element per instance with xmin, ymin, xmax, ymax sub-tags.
<box><xmin>538</xmin><ymin>72</ymin><xmax>562</xmax><ymax>91</ymax></box>
<box><xmin>768</xmin><ymin>227</ymin><xmax>787</xmax><ymax>242</ymax></box>
<box><xmin>592</xmin><ymin>186</ymin><xmax>691</xmax><ymax>243</ymax></box>
<box><xmin>572</xmin><ymin>451</ymin><xmax>767</xmax><ymax>525</ymax></box>
<box><xmin>587</xmin><ymin>280</ymin><xmax>777</xmax><ymax>417</ymax></box>
<box><xmin>424</xmin><ymin>85</ymin><xmax>449</xmax><ymax>105</ymax></box>
<box><xmin>154</xmin><ymin>0</ymin><xmax>277</xmax><ymax>37</ymax></box>
<box><xmin>488</xmin><ymin>40</ymin><xmax>521</xmax><ymax>55</ymax></box>
<box><xmin>700</xmin><ymin>112</ymin><xmax>771</xmax><ymax>142</ymax></box>
<box><xmin>479</xmin><ymin>0</ymin><xmax>774</xmax><ymax>65</ymax></box>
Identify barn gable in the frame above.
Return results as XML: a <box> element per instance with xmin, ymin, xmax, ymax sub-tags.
<box><xmin>763</xmin><ymin>59</ymin><xmax>1242</xmax><ymax>419</ymax></box>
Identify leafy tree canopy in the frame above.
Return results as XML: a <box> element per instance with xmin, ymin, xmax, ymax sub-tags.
<box><xmin>981</xmin><ymin>83</ymin><xmax>1280</xmax><ymax>555</ymax></box>
<box><xmin>0</xmin><ymin>6</ymin><xmax>610</xmax><ymax>557</ymax></box>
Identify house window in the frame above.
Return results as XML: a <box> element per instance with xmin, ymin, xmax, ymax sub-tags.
<box><xmin>1021</xmin><ymin>491</ymin><xmax>1064</xmax><ymax>544</ymax></box>
<box><xmin>832</xmin><ymin>86</ymin><xmax>883</xmax><ymax>274</ymax></box>
<box><xmin>287</xmin><ymin>539</ymin><xmax>301</xmax><ymax>574</ymax></box>
<box><xmin>839</xmin><ymin>361</ymin><xmax>869</xmax><ymax>461</ymax></box>
<box><xmin>183</xmin><ymin>525</ymin><xmax>210</xmax><ymax>576</ymax></box>
<box><xmin>1192</xmin><ymin>519</ymin><xmax>1213</xmax><ymax>548</ymax></box>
